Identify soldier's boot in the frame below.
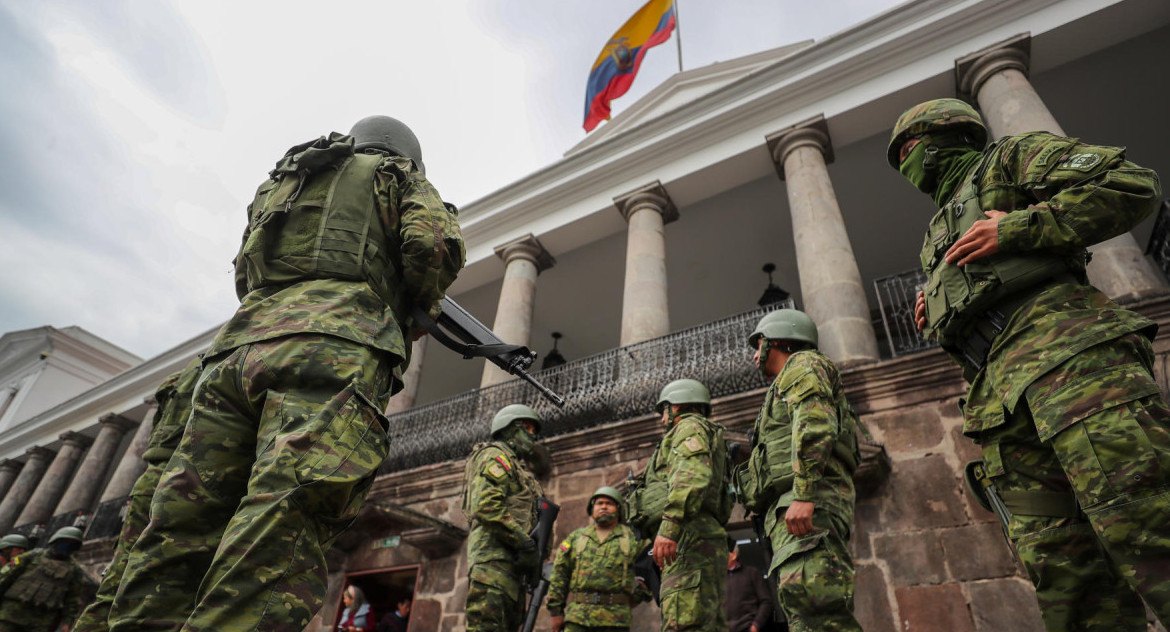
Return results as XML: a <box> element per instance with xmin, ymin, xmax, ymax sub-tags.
<box><xmin>1015</xmin><ymin>519</ymin><xmax>1147</xmax><ymax>631</ymax></box>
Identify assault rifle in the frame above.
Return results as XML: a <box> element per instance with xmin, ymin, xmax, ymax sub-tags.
<box><xmin>521</xmin><ymin>497</ymin><xmax>560</xmax><ymax>632</ymax></box>
<box><xmin>412</xmin><ymin>297</ymin><xmax>565</xmax><ymax>407</ymax></box>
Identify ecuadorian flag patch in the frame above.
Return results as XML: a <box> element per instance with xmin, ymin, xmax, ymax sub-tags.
<box><xmin>559</xmin><ymin>539</ymin><xmax>571</xmax><ymax>552</ymax></box>
<box><xmin>494</xmin><ymin>455</ymin><xmax>512</xmax><ymax>472</ymax></box>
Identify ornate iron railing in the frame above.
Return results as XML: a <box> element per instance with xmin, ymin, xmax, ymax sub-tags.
<box><xmin>1145</xmin><ymin>200</ymin><xmax>1170</xmax><ymax>282</ymax></box>
<box><xmin>86</xmin><ymin>496</ymin><xmax>129</xmax><ymax>541</ymax></box>
<box><xmin>10</xmin><ymin>522</ymin><xmax>44</xmax><ymax>546</ymax></box>
<box><xmin>381</xmin><ymin>301</ymin><xmax>794</xmax><ymax>473</ymax></box>
<box><xmin>873</xmin><ymin>269</ymin><xmax>937</xmax><ymax>358</ymax></box>
<box><xmin>43</xmin><ymin>511</ymin><xmax>84</xmax><ymax>541</ymax></box>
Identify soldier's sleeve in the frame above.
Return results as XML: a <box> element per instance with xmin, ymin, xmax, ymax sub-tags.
<box><xmin>659</xmin><ymin>419</ymin><xmax>714</xmax><ymax>541</ymax></box>
<box><xmin>466</xmin><ymin>451</ymin><xmax>530</xmax><ymax>550</ymax></box>
<box><xmin>0</xmin><ymin>551</ymin><xmax>28</xmax><ymax>593</ymax></box>
<box><xmin>546</xmin><ymin>535</ymin><xmax>575</xmax><ymax>616</ymax></box>
<box><xmin>996</xmin><ymin>134</ymin><xmax>1162</xmax><ymax>253</ymax></box>
<box><xmin>781</xmin><ymin>354</ymin><xmax>840</xmax><ymax>502</ymax></box>
<box><xmin>396</xmin><ymin>170</ymin><xmax>466</xmax><ymax>320</ymax></box>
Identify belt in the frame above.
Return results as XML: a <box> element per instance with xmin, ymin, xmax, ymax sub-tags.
<box><xmin>568</xmin><ymin>592</ymin><xmax>628</xmax><ymax>606</ymax></box>
<box><xmin>954</xmin><ymin>273</ymin><xmax>1081</xmax><ymax>372</ymax></box>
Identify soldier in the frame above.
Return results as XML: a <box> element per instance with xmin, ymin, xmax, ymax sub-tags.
<box><xmin>0</xmin><ymin>536</ymin><xmax>29</xmax><ymax>568</ymax></box>
<box><xmin>462</xmin><ymin>404</ymin><xmax>547</xmax><ymax>631</ymax></box>
<box><xmin>546</xmin><ymin>486</ymin><xmax>651</xmax><ymax>632</ymax></box>
<box><xmin>736</xmin><ymin>309</ymin><xmax>862</xmax><ymax>632</ymax></box>
<box><xmin>73</xmin><ymin>355</ymin><xmax>201</xmax><ymax>632</ymax></box>
<box><xmin>888</xmin><ymin>98</ymin><xmax>1170</xmax><ymax>629</ymax></box>
<box><xmin>0</xmin><ymin>527</ymin><xmax>93</xmax><ymax>632</ymax></box>
<box><xmin>630</xmin><ymin>379</ymin><xmax>732</xmax><ymax>632</ymax></box>
<box><xmin>106</xmin><ymin>116</ymin><xmax>465</xmax><ymax>631</ymax></box>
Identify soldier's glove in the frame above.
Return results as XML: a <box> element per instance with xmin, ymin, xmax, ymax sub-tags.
<box><xmin>516</xmin><ymin>537</ymin><xmax>540</xmax><ymax>571</ymax></box>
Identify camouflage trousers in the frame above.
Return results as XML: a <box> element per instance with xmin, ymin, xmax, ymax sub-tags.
<box><xmin>106</xmin><ymin>334</ymin><xmax>392</xmax><ymax>632</ymax></box>
<box><xmin>767</xmin><ymin>507</ymin><xmax>860</xmax><ymax>632</ymax></box>
<box><xmin>564</xmin><ymin>624</ymin><xmax>628</xmax><ymax>632</ymax></box>
<box><xmin>73</xmin><ymin>456</ymin><xmax>170</xmax><ymax>631</ymax></box>
<box><xmin>465</xmin><ymin>558</ymin><xmax>525</xmax><ymax>631</ymax></box>
<box><xmin>978</xmin><ymin>334</ymin><xmax>1170</xmax><ymax>630</ymax></box>
<box><xmin>659</xmin><ymin>530</ymin><xmax>727</xmax><ymax>632</ymax></box>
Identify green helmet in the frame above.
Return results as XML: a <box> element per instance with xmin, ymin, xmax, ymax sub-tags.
<box><xmin>349</xmin><ymin>115</ymin><xmax>426</xmax><ymax>175</ymax></box>
<box><xmin>655</xmin><ymin>379</ymin><xmax>711</xmax><ymax>413</ymax></box>
<box><xmin>48</xmin><ymin>526</ymin><xmax>83</xmax><ymax>545</ymax></box>
<box><xmin>587</xmin><ymin>486</ymin><xmax>624</xmax><ymax>518</ymax></box>
<box><xmin>748</xmin><ymin>309</ymin><xmax>818</xmax><ymax>349</ymax></box>
<box><xmin>0</xmin><ymin>534</ymin><xmax>30</xmax><ymax>551</ymax></box>
<box><xmin>886</xmin><ymin>98</ymin><xmax>988</xmax><ymax>168</ymax></box>
<box><xmin>490</xmin><ymin>404</ymin><xmax>542</xmax><ymax>438</ymax></box>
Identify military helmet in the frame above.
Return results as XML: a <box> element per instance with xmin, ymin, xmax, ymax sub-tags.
<box><xmin>655</xmin><ymin>379</ymin><xmax>711</xmax><ymax>413</ymax></box>
<box><xmin>0</xmin><ymin>534</ymin><xmax>30</xmax><ymax>551</ymax></box>
<box><xmin>886</xmin><ymin>98</ymin><xmax>988</xmax><ymax>168</ymax></box>
<box><xmin>490</xmin><ymin>404</ymin><xmax>542</xmax><ymax>438</ymax></box>
<box><xmin>348</xmin><ymin>115</ymin><xmax>426</xmax><ymax>175</ymax></box>
<box><xmin>748</xmin><ymin>309</ymin><xmax>818</xmax><ymax>350</ymax></box>
<box><xmin>48</xmin><ymin>526</ymin><xmax>83</xmax><ymax>545</ymax></box>
<box><xmin>587</xmin><ymin>485</ymin><xmax>624</xmax><ymax>518</ymax></box>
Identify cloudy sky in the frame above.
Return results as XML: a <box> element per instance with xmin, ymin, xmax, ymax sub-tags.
<box><xmin>0</xmin><ymin>0</ymin><xmax>903</xmax><ymax>359</ymax></box>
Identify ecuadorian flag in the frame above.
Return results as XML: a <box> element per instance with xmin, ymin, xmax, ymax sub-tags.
<box><xmin>583</xmin><ymin>0</ymin><xmax>676</xmax><ymax>132</ymax></box>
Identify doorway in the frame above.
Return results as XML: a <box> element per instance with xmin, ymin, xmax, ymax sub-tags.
<box><xmin>334</xmin><ymin>565</ymin><xmax>418</xmax><ymax>630</ymax></box>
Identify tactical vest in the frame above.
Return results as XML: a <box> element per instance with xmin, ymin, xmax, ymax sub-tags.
<box><xmin>628</xmin><ymin>417</ymin><xmax>733</xmax><ymax>535</ymax></box>
<box><xmin>919</xmin><ymin>144</ymin><xmax>1087</xmax><ymax>353</ymax></box>
<box><xmin>570</xmin><ymin>526</ymin><xmax>635</xmax><ymax>595</ymax></box>
<box><xmin>3</xmin><ymin>551</ymin><xmax>76</xmax><ymax>608</ymax></box>
<box><xmin>737</xmin><ymin>370</ymin><xmax>860</xmax><ymax>514</ymax></box>
<box><xmin>461</xmin><ymin>442</ymin><xmax>541</xmax><ymax>536</ymax></box>
<box><xmin>235</xmin><ymin>135</ymin><xmax>404</xmax><ymax>317</ymax></box>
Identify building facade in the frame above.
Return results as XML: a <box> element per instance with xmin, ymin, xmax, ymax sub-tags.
<box><xmin>2</xmin><ymin>0</ymin><xmax>1169</xmax><ymax>630</ymax></box>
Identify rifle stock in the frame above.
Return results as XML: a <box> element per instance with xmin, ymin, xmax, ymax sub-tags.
<box><xmin>521</xmin><ymin>498</ymin><xmax>560</xmax><ymax>632</ymax></box>
<box><xmin>413</xmin><ymin>297</ymin><xmax>565</xmax><ymax>407</ymax></box>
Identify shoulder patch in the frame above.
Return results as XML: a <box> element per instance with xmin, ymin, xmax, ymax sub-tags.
<box><xmin>485</xmin><ymin>462</ymin><xmax>507</xmax><ymax>480</ymax></box>
<box><xmin>494</xmin><ymin>455</ymin><xmax>512</xmax><ymax>472</ymax></box>
<box><xmin>559</xmin><ymin>539</ymin><xmax>571</xmax><ymax>552</ymax></box>
<box><xmin>678</xmin><ymin>434</ymin><xmax>709</xmax><ymax>456</ymax></box>
<box><xmin>1058</xmin><ymin>152</ymin><xmax>1103</xmax><ymax>171</ymax></box>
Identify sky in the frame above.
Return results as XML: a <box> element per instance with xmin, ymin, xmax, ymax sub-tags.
<box><xmin>0</xmin><ymin>0</ymin><xmax>904</xmax><ymax>359</ymax></box>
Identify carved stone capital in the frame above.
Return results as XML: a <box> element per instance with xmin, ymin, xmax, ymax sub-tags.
<box><xmin>956</xmin><ymin>32</ymin><xmax>1031</xmax><ymax>100</ymax></box>
<box><xmin>24</xmin><ymin>446</ymin><xmax>56</xmax><ymax>463</ymax></box>
<box><xmin>493</xmin><ymin>233</ymin><xmax>556</xmax><ymax>273</ymax></box>
<box><xmin>98</xmin><ymin>413</ymin><xmax>137</xmax><ymax>435</ymax></box>
<box><xmin>614</xmin><ymin>181</ymin><xmax>679</xmax><ymax>224</ymax></box>
<box><xmin>58</xmin><ymin>431</ymin><xmax>94</xmax><ymax>450</ymax></box>
<box><xmin>766</xmin><ymin>115</ymin><xmax>834</xmax><ymax>180</ymax></box>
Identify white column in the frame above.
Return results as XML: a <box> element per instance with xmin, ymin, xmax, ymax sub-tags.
<box><xmin>99</xmin><ymin>397</ymin><xmax>158</xmax><ymax>503</ymax></box>
<box><xmin>0</xmin><ymin>447</ymin><xmax>54</xmax><ymax>532</ymax></box>
<box><xmin>615</xmin><ymin>182</ymin><xmax>677</xmax><ymax>347</ymax></box>
<box><xmin>768</xmin><ymin>116</ymin><xmax>879</xmax><ymax>366</ymax></box>
<box><xmin>386</xmin><ymin>337</ymin><xmax>428</xmax><ymax>415</ymax></box>
<box><xmin>53</xmin><ymin>414</ymin><xmax>136</xmax><ymax>516</ymax></box>
<box><xmin>480</xmin><ymin>234</ymin><xmax>555</xmax><ymax>386</ymax></box>
<box><xmin>957</xmin><ymin>34</ymin><xmax>1166</xmax><ymax>302</ymax></box>
<box><xmin>15</xmin><ymin>432</ymin><xmax>91</xmax><ymax>528</ymax></box>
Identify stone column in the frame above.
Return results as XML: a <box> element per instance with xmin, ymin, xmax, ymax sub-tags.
<box><xmin>14</xmin><ymin>431</ymin><xmax>92</xmax><ymax>527</ymax></box>
<box><xmin>615</xmin><ymin>182</ymin><xmax>678</xmax><ymax>347</ymax></box>
<box><xmin>0</xmin><ymin>460</ymin><xmax>23</xmax><ymax>499</ymax></box>
<box><xmin>956</xmin><ymin>34</ymin><xmax>1166</xmax><ymax>302</ymax></box>
<box><xmin>481</xmin><ymin>234</ymin><xmax>556</xmax><ymax>387</ymax></box>
<box><xmin>99</xmin><ymin>398</ymin><xmax>158</xmax><ymax>503</ymax></box>
<box><xmin>767</xmin><ymin>116</ymin><xmax>880</xmax><ymax>366</ymax></box>
<box><xmin>53</xmin><ymin>414</ymin><xmax>137</xmax><ymax>517</ymax></box>
<box><xmin>386</xmin><ymin>337</ymin><xmax>428</xmax><ymax>415</ymax></box>
<box><xmin>0</xmin><ymin>447</ymin><xmax>55</xmax><ymax>532</ymax></box>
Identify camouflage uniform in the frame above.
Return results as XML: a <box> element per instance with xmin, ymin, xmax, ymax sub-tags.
<box><xmin>638</xmin><ymin>411</ymin><xmax>730</xmax><ymax>632</ymax></box>
<box><xmin>72</xmin><ymin>356</ymin><xmax>201</xmax><ymax>632</ymax></box>
<box><xmin>462</xmin><ymin>440</ymin><xmax>543</xmax><ymax>631</ymax></box>
<box><xmin>547</xmin><ymin>523</ymin><xmax>650</xmax><ymax>630</ymax></box>
<box><xmin>914</xmin><ymin>129</ymin><xmax>1170</xmax><ymax>628</ymax></box>
<box><xmin>107</xmin><ymin>133</ymin><xmax>464</xmax><ymax>632</ymax></box>
<box><xmin>0</xmin><ymin>548</ymin><xmax>91</xmax><ymax>632</ymax></box>
<box><xmin>742</xmin><ymin>350</ymin><xmax>861</xmax><ymax>632</ymax></box>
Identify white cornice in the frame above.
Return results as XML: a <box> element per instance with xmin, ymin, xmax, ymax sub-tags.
<box><xmin>0</xmin><ymin>323</ymin><xmax>220</xmax><ymax>460</ymax></box>
<box><xmin>451</xmin><ymin>0</ymin><xmax>1152</xmax><ymax>287</ymax></box>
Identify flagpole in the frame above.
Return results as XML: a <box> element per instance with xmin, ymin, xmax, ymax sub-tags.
<box><xmin>674</xmin><ymin>0</ymin><xmax>683</xmax><ymax>72</ymax></box>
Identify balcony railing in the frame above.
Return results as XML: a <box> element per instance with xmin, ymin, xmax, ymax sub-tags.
<box><xmin>1145</xmin><ymin>200</ymin><xmax>1170</xmax><ymax>282</ymax></box>
<box><xmin>874</xmin><ymin>269</ymin><xmax>938</xmax><ymax>358</ymax></box>
<box><xmin>380</xmin><ymin>301</ymin><xmax>793</xmax><ymax>473</ymax></box>
<box><xmin>86</xmin><ymin>496</ymin><xmax>129</xmax><ymax>541</ymax></box>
